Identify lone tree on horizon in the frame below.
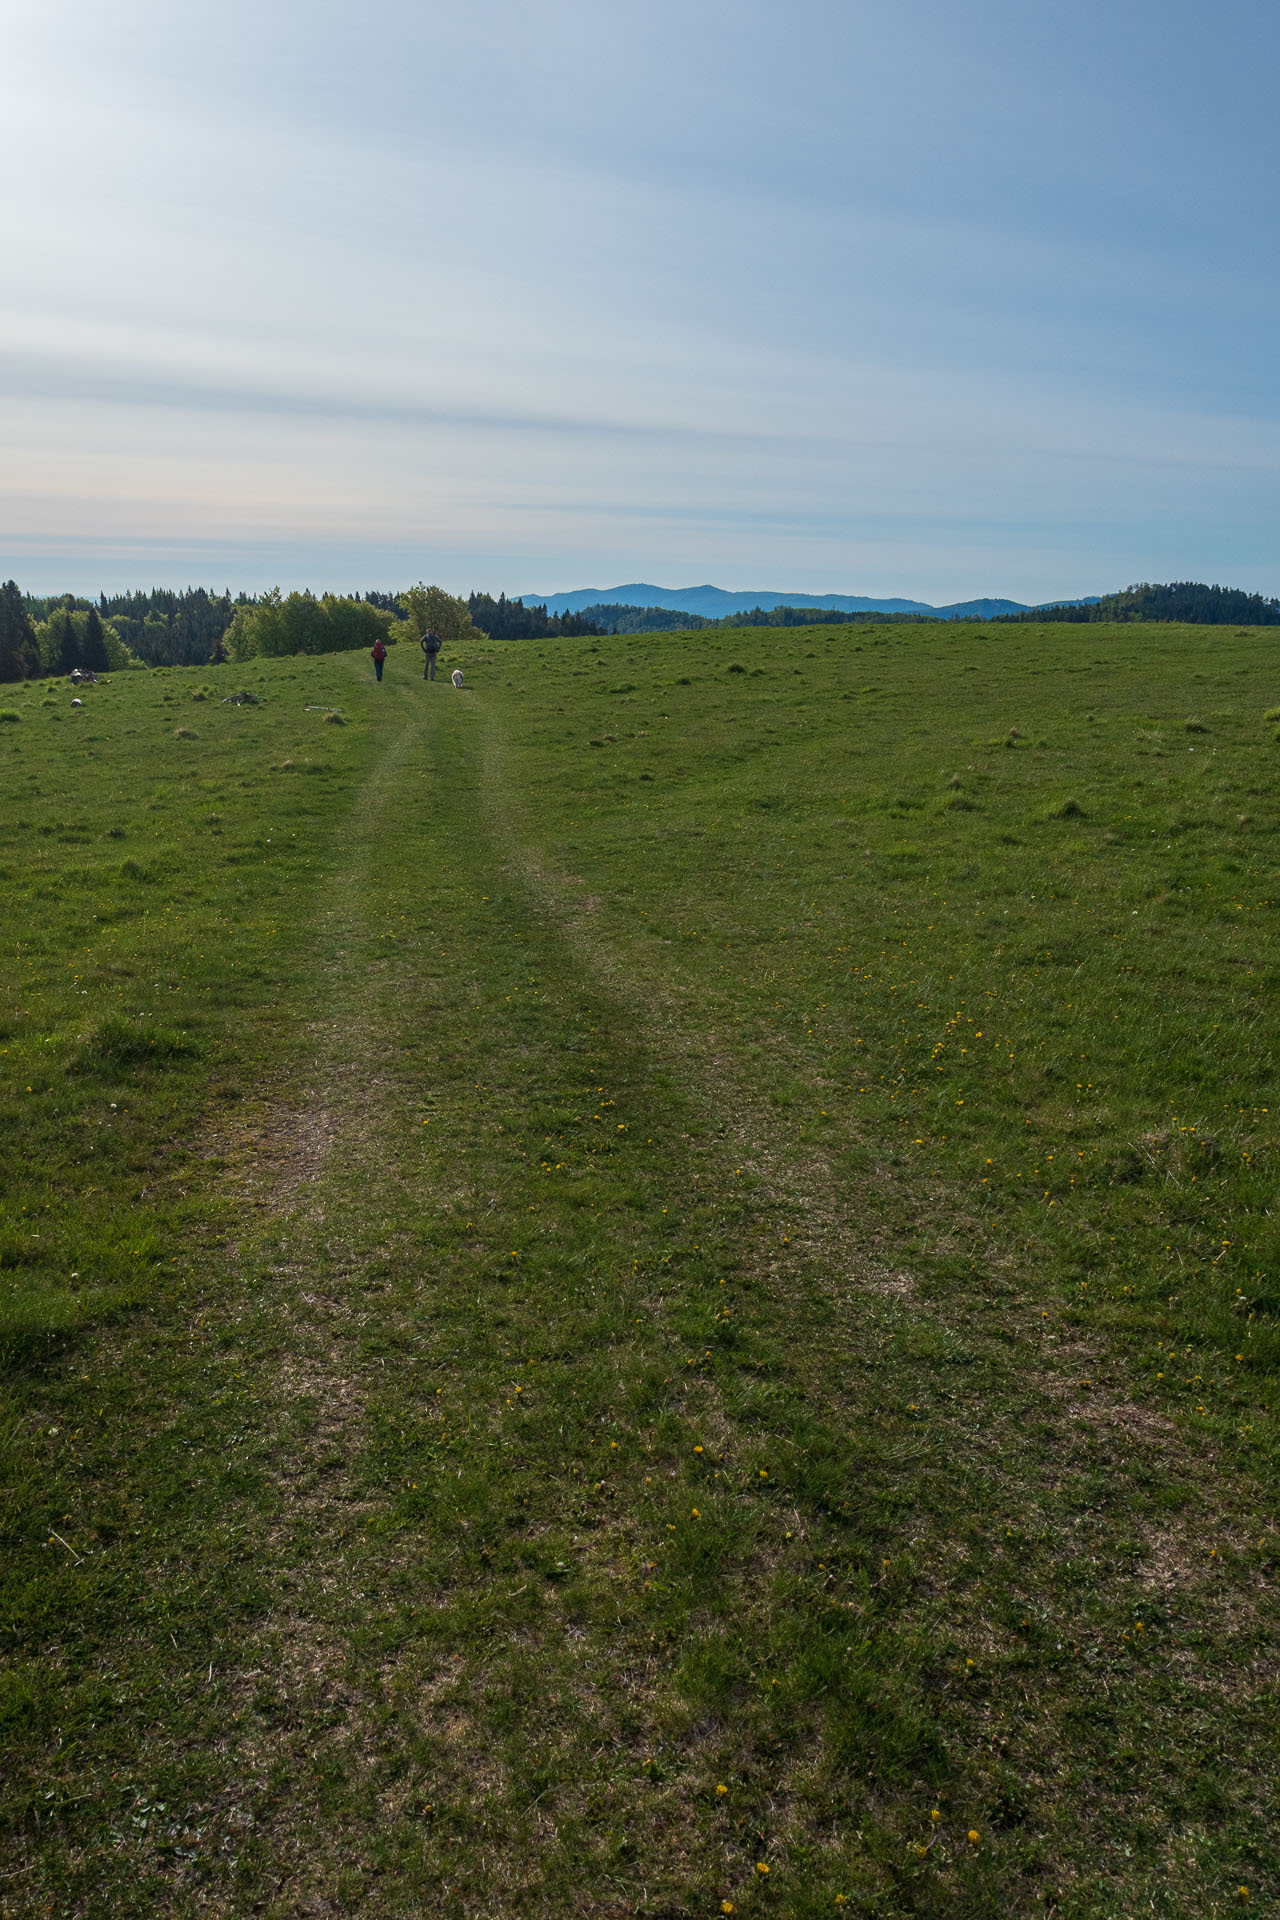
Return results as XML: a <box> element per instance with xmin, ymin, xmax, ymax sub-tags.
<box><xmin>398</xmin><ymin>583</ymin><xmax>483</xmax><ymax>652</ymax></box>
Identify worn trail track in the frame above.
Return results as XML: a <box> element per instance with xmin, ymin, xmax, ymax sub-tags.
<box><xmin>9</xmin><ymin>660</ymin><xmax>1274</xmax><ymax>1918</ymax></box>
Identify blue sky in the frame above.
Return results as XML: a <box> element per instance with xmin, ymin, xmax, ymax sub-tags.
<box><xmin>2</xmin><ymin>0</ymin><xmax>1276</xmax><ymax>601</ymax></box>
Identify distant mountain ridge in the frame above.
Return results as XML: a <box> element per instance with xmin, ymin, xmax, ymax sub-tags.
<box><xmin>520</xmin><ymin>583</ymin><xmax>1086</xmax><ymax>621</ymax></box>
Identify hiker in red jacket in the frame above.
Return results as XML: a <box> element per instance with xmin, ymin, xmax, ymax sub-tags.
<box><xmin>371</xmin><ymin>636</ymin><xmax>387</xmax><ymax>682</ymax></box>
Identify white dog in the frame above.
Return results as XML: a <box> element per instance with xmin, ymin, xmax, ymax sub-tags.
<box><xmin>451</xmin><ymin>669</ymin><xmax>465</xmax><ymax>689</ymax></box>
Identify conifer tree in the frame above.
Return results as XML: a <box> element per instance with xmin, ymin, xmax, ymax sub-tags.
<box><xmin>82</xmin><ymin>608</ymin><xmax>111</xmax><ymax>672</ymax></box>
<box><xmin>57</xmin><ymin>612</ymin><xmax>81</xmax><ymax>674</ymax></box>
<box><xmin>0</xmin><ymin>579</ymin><xmax>39</xmax><ymax>681</ymax></box>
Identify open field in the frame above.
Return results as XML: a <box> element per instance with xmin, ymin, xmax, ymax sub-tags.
<box><xmin>1</xmin><ymin>621</ymin><xmax>1277</xmax><ymax>1918</ymax></box>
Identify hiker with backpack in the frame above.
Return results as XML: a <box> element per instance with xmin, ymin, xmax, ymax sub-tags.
<box><xmin>371</xmin><ymin>635</ymin><xmax>388</xmax><ymax>682</ymax></box>
<box><xmin>421</xmin><ymin>628</ymin><xmax>442</xmax><ymax>680</ymax></box>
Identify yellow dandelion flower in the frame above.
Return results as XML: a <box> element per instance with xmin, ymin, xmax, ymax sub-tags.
<box><xmin>715</xmin><ymin>1783</ymin><xmax>728</xmax><ymax>1796</ymax></box>
<box><xmin>691</xmin><ymin>1507</ymin><xmax>700</xmax><ymax>1518</ymax></box>
<box><xmin>756</xmin><ymin>1861</ymin><xmax>770</xmax><ymax>1876</ymax></box>
<box><xmin>722</xmin><ymin>1904</ymin><xmax>735</xmax><ymax>1915</ymax></box>
<box><xmin>967</xmin><ymin>1829</ymin><xmax>980</xmax><ymax>1844</ymax></box>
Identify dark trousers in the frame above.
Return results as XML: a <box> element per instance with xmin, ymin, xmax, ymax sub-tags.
<box><xmin>374</xmin><ymin>659</ymin><xmax>383</xmax><ymax>681</ymax></box>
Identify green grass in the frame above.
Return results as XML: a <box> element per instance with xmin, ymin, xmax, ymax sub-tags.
<box><xmin>1</xmin><ymin>625</ymin><xmax>1277</xmax><ymax>1917</ymax></box>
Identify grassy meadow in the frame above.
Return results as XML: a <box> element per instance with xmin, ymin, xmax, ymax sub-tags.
<box><xmin>0</xmin><ymin>620</ymin><xmax>1276</xmax><ymax>1918</ymax></box>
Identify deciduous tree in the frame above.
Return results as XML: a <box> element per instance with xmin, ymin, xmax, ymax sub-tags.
<box><xmin>398</xmin><ymin>583</ymin><xmax>482</xmax><ymax>650</ymax></box>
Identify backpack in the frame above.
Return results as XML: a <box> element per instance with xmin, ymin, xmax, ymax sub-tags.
<box><xmin>372</xmin><ymin>640</ymin><xmax>386</xmax><ymax>660</ymax></box>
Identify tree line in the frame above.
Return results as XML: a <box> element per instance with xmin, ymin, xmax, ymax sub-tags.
<box><xmin>5</xmin><ymin>576</ymin><xmax>1277</xmax><ymax>681</ymax></box>
<box><xmin>0</xmin><ymin>583</ymin><xmax>599</xmax><ymax>678</ymax></box>
<box><xmin>2</xmin><ymin>586</ymin><xmax>248</xmax><ymax>679</ymax></box>
<box><xmin>466</xmin><ymin>593</ymin><xmax>602</xmax><ymax>639</ymax></box>
<box><xmin>0</xmin><ymin>584</ymin><xmax>484</xmax><ymax>680</ymax></box>
<box><xmin>1000</xmin><ymin>582</ymin><xmax>1280</xmax><ymax>626</ymax></box>
<box><xmin>570</xmin><ymin>602</ymin><xmax>929</xmax><ymax>633</ymax></box>
<box><xmin>575</xmin><ymin>585</ymin><xmax>1280</xmax><ymax>634</ymax></box>
<box><xmin>96</xmin><ymin>588</ymin><xmax>241</xmax><ymax>665</ymax></box>
<box><xmin>1</xmin><ymin>586</ymin><xmax>131</xmax><ymax>681</ymax></box>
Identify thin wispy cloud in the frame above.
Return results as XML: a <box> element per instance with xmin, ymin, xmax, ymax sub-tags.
<box><xmin>2</xmin><ymin>0</ymin><xmax>1276</xmax><ymax>597</ymax></box>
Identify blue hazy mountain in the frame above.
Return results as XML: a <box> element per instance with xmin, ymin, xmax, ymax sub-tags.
<box><xmin>518</xmin><ymin>584</ymin><xmax>1087</xmax><ymax>621</ymax></box>
<box><xmin>933</xmin><ymin>598</ymin><xmax>1035</xmax><ymax>619</ymax></box>
<box><xmin>522</xmin><ymin>584</ymin><xmax>933</xmax><ymax>617</ymax></box>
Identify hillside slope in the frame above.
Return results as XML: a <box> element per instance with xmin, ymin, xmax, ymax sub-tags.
<box><xmin>2</xmin><ymin>626</ymin><xmax>1276</xmax><ymax>1916</ymax></box>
